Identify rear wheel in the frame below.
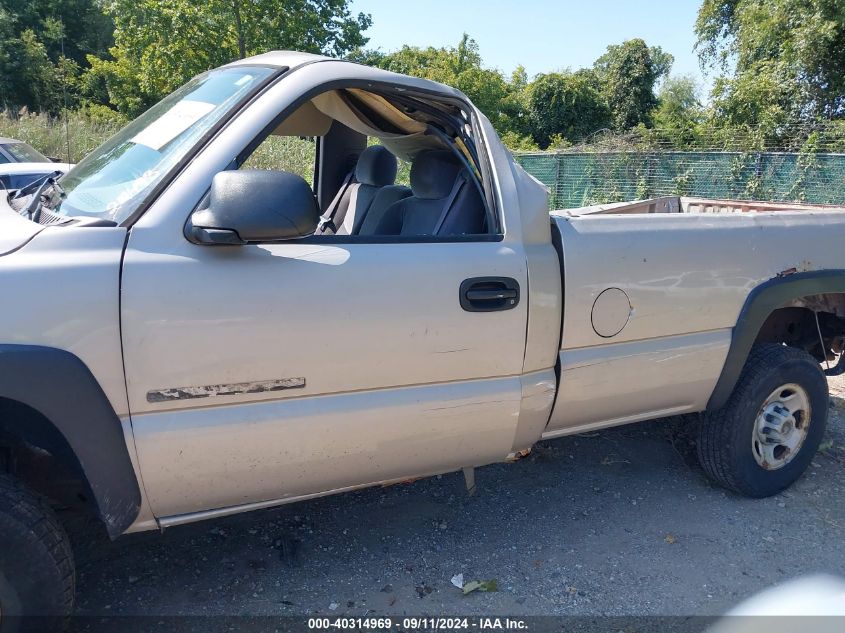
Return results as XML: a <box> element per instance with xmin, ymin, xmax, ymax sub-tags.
<box><xmin>697</xmin><ymin>344</ymin><xmax>828</xmax><ymax>497</ymax></box>
<box><xmin>0</xmin><ymin>475</ymin><xmax>74</xmax><ymax>632</ymax></box>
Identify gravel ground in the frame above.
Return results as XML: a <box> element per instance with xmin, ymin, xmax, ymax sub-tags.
<box><xmin>66</xmin><ymin>376</ymin><xmax>845</xmax><ymax>620</ymax></box>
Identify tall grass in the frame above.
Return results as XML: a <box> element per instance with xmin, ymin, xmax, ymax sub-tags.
<box><xmin>0</xmin><ymin>110</ymin><xmax>123</xmax><ymax>163</ymax></box>
<box><xmin>0</xmin><ymin>111</ymin><xmax>410</xmax><ymax>188</ymax></box>
<box><xmin>240</xmin><ymin>136</ymin><xmax>413</xmax><ymax>185</ymax></box>
<box><xmin>1</xmin><ymin>110</ymin><xmax>318</xmax><ymax>182</ymax></box>
<box><xmin>242</xmin><ymin>136</ymin><xmax>317</xmax><ymax>184</ymax></box>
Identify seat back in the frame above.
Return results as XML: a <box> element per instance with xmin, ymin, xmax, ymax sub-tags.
<box><xmin>354</xmin><ymin>185</ymin><xmax>411</xmax><ymax>235</ymax></box>
<box><xmin>333</xmin><ymin>145</ymin><xmax>398</xmax><ymax>235</ymax></box>
<box><xmin>372</xmin><ymin>150</ymin><xmax>485</xmax><ymax>237</ymax></box>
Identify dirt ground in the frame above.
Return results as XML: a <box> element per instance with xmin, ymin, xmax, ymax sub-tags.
<box><xmin>67</xmin><ymin>376</ymin><xmax>845</xmax><ymax>620</ymax></box>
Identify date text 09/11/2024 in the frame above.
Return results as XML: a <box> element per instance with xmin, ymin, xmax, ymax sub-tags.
<box><xmin>306</xmin><ymin>617</ymin><xmax>529</xmax><ymax>630</ymax></box>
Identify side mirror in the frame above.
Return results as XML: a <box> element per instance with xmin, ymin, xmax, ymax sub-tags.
<box><xmin>187</xmin><ymin>169</ymin><xmax>318</xmax><ymax>245</ymax></box>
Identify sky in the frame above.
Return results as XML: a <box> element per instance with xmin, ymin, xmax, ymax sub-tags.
<box><xmin>350</xmin><ymin>0</ymin><xmax>711</xmax><ymax>94</ymax></box>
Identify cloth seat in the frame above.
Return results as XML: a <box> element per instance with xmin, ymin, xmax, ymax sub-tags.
<box><xmin>372</xmin><ymin>150</ymin><xmax>485</xmax><ymax>237</ymax></box>
<box><xmin>352</xmin><ymin>184</ymin><xmax>411</xmax><ymax>235</ymax></box>
<box><xmin>321</xmin><ymin>145</ymin><xmax>410</xmax><ymax>235</ymax></box>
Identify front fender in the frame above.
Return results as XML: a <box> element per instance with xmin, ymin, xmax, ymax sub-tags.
<box><xmin>0</xmin><ymin>344</ymin><xmax>140</xmax><ymax>537</ymax></box>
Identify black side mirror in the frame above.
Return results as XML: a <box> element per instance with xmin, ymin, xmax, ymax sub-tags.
<box><xmin>187</xmin><ymin>169</ymin><xmax>318</xmax><ymax>245</ymax></box>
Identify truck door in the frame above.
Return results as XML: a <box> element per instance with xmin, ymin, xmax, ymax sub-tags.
<box><xmin>120</xmin><ymin>120</ymin><xmax>528</xmax><ymax>521</ymax></box>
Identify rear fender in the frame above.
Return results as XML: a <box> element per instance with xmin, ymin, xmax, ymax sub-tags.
<box><xmin>707</xmin><ymin>270</ymin><xmax>845</xmax><ymax>410</ymax></box>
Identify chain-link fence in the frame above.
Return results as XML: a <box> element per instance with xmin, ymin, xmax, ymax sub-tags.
<box><xmin>514</xmin><ymin>124</ymin><xmax>845</xmax><ymax>209</ymax></box>
<box><xmin>515</xmin><ymin>150</ymin><xmax>845</xmax><ymax>209</ymax></box>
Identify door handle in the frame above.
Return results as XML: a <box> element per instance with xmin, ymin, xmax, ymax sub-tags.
<box><xmin>466</xmin><ymin>288</ymin><xmax>518</xmax><ymax>301</ymax></box>
<box><xmin>460</xmin><ymin>277</ymin><xmax>520</xmax><ymax>312</ymax></box>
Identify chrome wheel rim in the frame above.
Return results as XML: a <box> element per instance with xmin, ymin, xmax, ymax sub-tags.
<box><xmin>752</xmin><ymin>383</ymin><xmax>811</xmax><ymax>470</ymax></box>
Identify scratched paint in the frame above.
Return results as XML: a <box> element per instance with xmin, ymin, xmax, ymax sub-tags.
<box><xmin>146</xmin><ymin>378</ymin><xmax>306</xmax><ymax>402</ymax></box>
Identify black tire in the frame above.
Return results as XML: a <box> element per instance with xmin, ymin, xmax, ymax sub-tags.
<box><xmin>0</xmin><ymin>475</ymin><xmax>74</xmax><ymax>632</ymax></box>
<box><xmin>697</xmin><ymin>343</ymin><xmax>828</xmax><ymax>498</ymax></box>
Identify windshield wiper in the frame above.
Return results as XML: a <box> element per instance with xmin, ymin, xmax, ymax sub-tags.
<box><xmin>22</xmin><ymin>175</ymin><xmax>65</xmax><ymax>223</ymax></box>
<box><xmin>10</xmin><ymin>170</ymin><xmax>63</xmax><ymax>202</ymax></box>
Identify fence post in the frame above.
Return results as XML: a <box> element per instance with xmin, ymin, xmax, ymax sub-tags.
<box><xmin>554</xmin><ymin>153</ymin><xmax>562</xmax><ymax>209</ymax></box>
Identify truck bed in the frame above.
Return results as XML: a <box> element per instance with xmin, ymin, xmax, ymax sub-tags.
<box><xmin>565</xmin><ymin>195</ymin><xmax>845</xmax><ymax>216</ymax></box>
<box><xmin>544</xmin><ymin>194</ymin><xmax>845</xmax><ymax>437</ymax></box>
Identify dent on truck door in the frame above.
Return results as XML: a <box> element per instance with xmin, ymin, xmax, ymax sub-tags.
<box><xmin>120</xmin><ymin>238</ymin><xmax>528</xmax><ymax>519</ymax></box>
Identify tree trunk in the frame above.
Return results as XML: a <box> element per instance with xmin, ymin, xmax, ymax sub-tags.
<box><xmin>232</xmin><ymin>0</ymin><xmax>246</xmax><ymax>59</ymax></box>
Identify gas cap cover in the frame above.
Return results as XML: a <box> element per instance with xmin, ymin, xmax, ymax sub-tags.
<box><xmin>591</xmin><ymin>287</ymin><xmax>632</xmax><ymax>337</ymax></box>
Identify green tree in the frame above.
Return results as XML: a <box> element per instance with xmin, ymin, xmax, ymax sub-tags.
<box><xmin>500</xmin><ymin>65</ymin><xmax>532</xmax><ymax>139</ymax></box>
<box><xmin>364</xmin><ymin>35</ymin><xmax>517</xmax><ymax>131</ymax></box>
<box><xmin>652</xmin><ymin>74</ymin><xmax>704</xmax><ymax>140</ymax></box>
<box><xmin>696</xmin><ymin>0</ymin><xmax>845</xmax><ymax>125</ymax></box>
<box><xmin>0</xmin><ymin>26</ymin><xmax>63</xmax><ymax>113</ymax></box>
<box><xmin>0</xmin><ymin>0</ymin><xmax>112</xmax><ymax>68</ymax></box>
<box><xmin>0</xmin><ymin>0</ymin><xmax>112</xmax><ymax>113</ymax></box>
<box><xmin>352</xmin><ymin>36</ymin><xmax>535</xmax><ymax>147</ymax></box>
<box><xmin>593</xmin><ymin>38</ymin><xmax>673</xmax><ymax>131</ymax></box>
<box><xmin>88</xmin><ymin>0</ymin><xmax>372</xmax><ymax>116</ymax></box>
<box><xmin>525</xmin><ymin>70</ymin><xmax>611</xmax><ymax>149</ymax></box>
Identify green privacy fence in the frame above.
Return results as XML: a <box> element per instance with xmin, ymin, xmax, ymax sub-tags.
<box><xmin>514</xmin><ymin>151</ymin><xmax>845</xmax><ymax>210</ymax></box>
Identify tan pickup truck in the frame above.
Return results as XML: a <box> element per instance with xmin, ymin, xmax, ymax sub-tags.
<box><xmin>1</xmin><ymin>51</ymin><xmax>844</xmax><ymax>625</ymax></box>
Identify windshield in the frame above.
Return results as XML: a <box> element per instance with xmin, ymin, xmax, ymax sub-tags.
<box><xmin>3</xmin><ymin>142</ymin><xmax>49</xmax><ymax>162</ymax></box>
<box><xmin>55</xmin><ymin>66</ymin><xmax>275</xmax><ymax>224</ymax></box>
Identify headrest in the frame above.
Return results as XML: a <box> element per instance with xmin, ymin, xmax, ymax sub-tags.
<box><xmin>355</xmin><ymin>145</ymin><xmax>397</xmax><ymax>187</ymax></box>
<box><xmin>410</xmin><ymin>150</ymin><xmax>463</xmax><ymax>199</ymax></box>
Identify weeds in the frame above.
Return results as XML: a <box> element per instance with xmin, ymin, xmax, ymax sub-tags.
<box><xmin>0</xmin><ymin>110</ymin><xmax>123</xmax><ymax>163</ymax></box>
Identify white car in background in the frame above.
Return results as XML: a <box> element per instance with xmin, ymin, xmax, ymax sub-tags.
<box><xmin>0</xmin><ymin>136</ymin><xmax>54</xmax><ymax>164</ymax></box>
<box><xmin>0</xmin><ymin>161</ymin><xmax>72</xmax><ymax>194</ymax></box>
<box><xmin>0</xmin><ymin>136</ymin><xmax>71</xmax><ymax>193</ymax></box>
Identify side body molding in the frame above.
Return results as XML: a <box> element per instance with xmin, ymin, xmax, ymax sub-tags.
<box><xmin>0</xmin><ymin>344</ymin><xmax>141</xmax><ymax>537</ymax></box>
<box><xmin>707</xmin><ymin>270</ymin><xmax>845</xmax><ymax>411</ymax></box>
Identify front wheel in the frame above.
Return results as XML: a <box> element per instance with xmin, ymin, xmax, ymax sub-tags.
<box><xmin>0</xmin><ymin>475</ymin><xmax>75</xmax><ymax>632</ymax></box>
<box><xmin>697</xmin><ymin>344</ymin><xmax>829</xmax><ymax>498</ymax></box>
